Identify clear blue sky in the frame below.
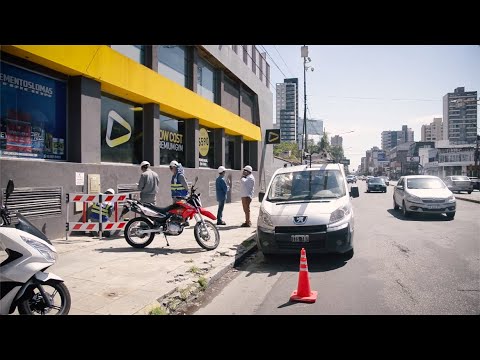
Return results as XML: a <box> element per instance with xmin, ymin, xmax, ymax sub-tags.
<box><xmin>262</xmin><ymin>45</ymin><xmax>480</xmax><ymax>170</ymax></box>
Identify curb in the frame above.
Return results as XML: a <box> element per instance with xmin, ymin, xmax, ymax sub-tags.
<box><xmin>455</xmin><ymin>197</ymin><xmax>480</xmax><ymax>204</ymax></box>
<box><xmin>146</xmin><ymin>234</ymin><xmax>258</xmax><ymax>315</ymax></box>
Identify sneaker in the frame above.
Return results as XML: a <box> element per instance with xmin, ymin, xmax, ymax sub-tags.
<box><xmin>217</xmin><ymin>221</ymin><xmax>226</xmax><ymax>225</ymax></box>
<box><xmin>240</xmin><ymin>222</ymin><xmax>250</xmax><ymax>227</ymax></box>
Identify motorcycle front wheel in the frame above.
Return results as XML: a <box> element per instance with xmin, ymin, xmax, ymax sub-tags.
<box><xmin>194</xmin><ymin>220</ymin><xmax>220</xmax><ymax>250</ymax></box>
<box><xmin>124</xmin><ymin>217</ymin><xmax>155</xmax><ymax>248</ymax></box>
<box><xmin>18</xmin><ymin>280</ymin><xmax>71</xmax><ymax>315</ymax></box>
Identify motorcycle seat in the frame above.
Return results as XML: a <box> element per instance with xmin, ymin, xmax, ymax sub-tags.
<box><xmin>144</xmin><ymin>203</ymin><xmax>176</xmax><ymax>214</ymax></box>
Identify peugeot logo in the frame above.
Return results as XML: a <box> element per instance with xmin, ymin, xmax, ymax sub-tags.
<box><xmin>293</xmin><ymin>216</ymin><xmax>307</xmax><ymax>225</ymax></box>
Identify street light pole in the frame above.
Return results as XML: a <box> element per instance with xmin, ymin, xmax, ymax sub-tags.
<box><xmin>301</xmin><ymin>45</ymin><xmax>313</xmax><ymax>160</ymax></box>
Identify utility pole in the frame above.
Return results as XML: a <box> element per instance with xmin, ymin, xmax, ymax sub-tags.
<box><xmin>301</xmin><ymin>45</ymin><xmax>313</xmax><ymax>160</ymax></box>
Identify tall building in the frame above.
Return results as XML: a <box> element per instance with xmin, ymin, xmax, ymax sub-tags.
<box><xmin>0</xmin><ymin>45</ymin><xmax>272</xmax><ymax>239</ymax></box>
<box><xmin>331</xmin><ymin>135</ymin><xmax>343</xmax><ymax>147</ymax></box>
<box><xmin>421</xmin><ymin>118</ymin><xmax>443</xmax><ymax>141</ymax></box>
<box><xmin>276</xmin><ymin>78</ymin><xmax>298</xmax><ymax>142</ymax></box>
<box><xmin>297</xmin><ymin>118</ymin><xmax>323</xmax><ymax>146</ymax></box>
<box><xmin>443</xmin><ymin>87</ymin><xmax>477</xmax><ymax>144</ymax></box>
<box><xmin>381</xmin><ymin>125</ymin><xmax>414</xmax><ymax>151</ymax></box>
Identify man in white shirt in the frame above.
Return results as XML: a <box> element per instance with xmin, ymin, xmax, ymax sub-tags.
<box><xmin>240</xmin><ymin>165</ymin><xmax>255</xmax><ymax>227</ymax></box>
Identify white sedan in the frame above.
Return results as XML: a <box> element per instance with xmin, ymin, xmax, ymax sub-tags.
<box><xmin>393</xmin><ymin>175</ymin><xmax>456</xmax><ymax>220</ymax></box>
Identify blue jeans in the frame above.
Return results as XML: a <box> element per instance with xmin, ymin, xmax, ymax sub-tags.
<box><xmin>217</xmin><ymin>200</ymin><xmax>225</xmax><ymax>222</ymax></box>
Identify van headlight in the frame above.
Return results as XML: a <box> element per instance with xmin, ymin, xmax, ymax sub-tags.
<box><xmin>446</xmin><ymin>195</ymin><xmax>455</xmax><ymax>203</ymax></box>
<box><xmin>258</xmin><ymin>207</ymin><xmax>274</xmax><ymax>228</ymax></box>
<box><xmin>329</xmin><ymin>204</ymin><xmax>351</xmax><ymax>224</ymax></box>
<box><xmin>21</xmin><ymin>235</ymin><xmax>57</xmax><ymax>262</ymax></box>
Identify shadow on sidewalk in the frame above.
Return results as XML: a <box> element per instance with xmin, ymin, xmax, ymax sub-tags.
<box><xmin>95</xmin><ymin>246</ymin><xmax>207</xmax><ymax>257</ymax></box>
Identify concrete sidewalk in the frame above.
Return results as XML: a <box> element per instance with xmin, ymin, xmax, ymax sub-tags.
<box><xmin>5</xmin><ymin>199</ymin><xmax>260</xmax><ymax>315</ymax></box>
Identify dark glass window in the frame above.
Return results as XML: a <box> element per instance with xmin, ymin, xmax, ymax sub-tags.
<box><xmin>160</xmin><ymin>113</ymin><xmax>185</xmax><ymax>166</ymax></box>
<box><xmin>100</xmin><ymin>94</ymin><xmax>143</xmax><ymax>164</ymax></box>
<box><xmin>199</xmin><ymin>126</ymin><xmax>215</xmax><ymax>168</ymax></box>
<box><xmin>111</xmin><ymin>45</ymin><xmax>145</xmax><ymax>65</ymax></box>
<box><xmin>197</xmin><ymin>57</ymin><xmax>216</xmax><ymax>102</ymax></box>
<box><xmin>0</xmin><ymin>61</ymin><xmax>67</xmax><ymax>161</ymax></box>
<box><xmin>225</xmin><ymin>135</ymin><xmax>235</xmax><ymax>169</ymax></box>
<box><xmin>157</xmin><ymin>45</ymin><xmax>188</xmax><ymax>87</ymax></box>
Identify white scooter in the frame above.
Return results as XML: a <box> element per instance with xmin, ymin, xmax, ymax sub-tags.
<box><xmin>0</xmin><ymin>180</ymin><xmax>71</xmax><ymax>315</ymax></box>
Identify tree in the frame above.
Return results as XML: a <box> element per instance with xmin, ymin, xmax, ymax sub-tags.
<box><xmin>273</xmin><ymin>142</ymin><xmax>301</xmax><ymax>160</ymax></box>
<box><xmin>319</xmin><ymin>132</ymin><xmax>330</xmax><ymax>152</ymax></box>
<box><xmin>330</xmin><ymin>145</ymin><xmax>344</xmax><ymax>163</ymax></box>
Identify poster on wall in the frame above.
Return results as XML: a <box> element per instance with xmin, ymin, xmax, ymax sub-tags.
<box><xmin>100</xmin><ymin>95</ymin><xmax>143</xmax><ymax>164</ymax></box>
<box><xmin>159</xmin><ymin>114</ymin><xmax>185</xmax><ymax>165</ymax></box>
<box><xmin>0</xmin><ymin>61</ymin><xmax>67</xmax><ymax>160</ymax></box>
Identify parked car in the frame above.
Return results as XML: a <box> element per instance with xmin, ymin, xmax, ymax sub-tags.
<box><xmin>468</xmin><ymin>177</ymin><xmax>480</xmax><ymax>191</ymax></box>
<box><xmin>443</xmin><ymin>176</ymin><xmax>473</xmax><ymax>194</ymax></box>
<box><xmin>393</xmin><ymin>175</ymin><xmax>456</xmax><ymax>219</ymax></box>
<box><xmin>346</xmin><ymin>175</ymin><xmax>357</xmax><ymax>184</ymax></box>
<box><xmin>380</xmin><ymin>176</ymin><xmax>390</xmax><ymax>186</ymax></box>
<box><xmin>256</xmin><ymin>163</ymin><xmax>360</xmax><ymax>259</ymax></box>
<box><xmin>367</xmin><ymin>177</ymin><xmax>387</xmax><ymax>193</ymax></box>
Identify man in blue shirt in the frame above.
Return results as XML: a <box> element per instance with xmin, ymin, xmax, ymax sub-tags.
<box><xmin>216</xmin><ymin>166</ymin><xmax>230</xmax><ymax>225</ymax></box>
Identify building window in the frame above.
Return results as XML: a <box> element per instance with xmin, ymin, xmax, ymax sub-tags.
<box><xmin>265</xmin><ymin>62</ymin><xmax>270</xmax><ymax>87</ymax></box>
<box><xmin>196</xmin><ymin>57</ymin><xmax>216</xmax><ymax>102</ymax></box>
<box><xmin>160</xmin><ymin>113</ymin><xmax>185</xmax><ymax>166</ymax></box>
<box><xmin>232</xmin><ymin>45</ymin><xmax>238</xmax><ymax>54</ymax></box>
<box><xmin>199</xmin><ymin>126</ymin><xmax>215</xmax><ymax>168</ymax></box>
<box><xmin>243</xmin><ymin>141</ymin><xmax>251</xmax><ymax>168</ymax></box>
<box><xmin>251</xmin><ymin>46</ymin><xmax>257</xmax><ymax>74</ymax></box>
<box><xmin>222</xmin><ymin>74</ymin><xmax>240</xmax><ymax>115</ymax></box>
<box><xmin>157</xmin><ymin>45</ymin><xmax>188</xmax><ymax>87</ymax></box>
<box><xmin>225</xmin><ymin>135</ymin><xmax>235</xmax><ymax>169</ymax></box>
<box><xmin>243</xmin><ymin>45</ymin><xmax>248</xmax><ymax>65</ymax></box>
<box><xmin>111</xmin><ymin>45</ymin><xmax>145</xmax><ymax>65</ymax></box>
<box><xmin>100</xmin><ymin>94</ymin><xmax>143</xmax><ymax>164</ymax></box>
<box><xmin>259</xmin><ymin>54</ymin><xmax>264</xmax><ymax>82</ymax></box>
<box><xmin>0</xmin><ymin>61</ymin><xmax>67</xmax><ymax>161</ymax></box>
<box><xmin>241</xmin><ymin>87</ymin><xmax>255</xmax><ymax>122</ymax></box>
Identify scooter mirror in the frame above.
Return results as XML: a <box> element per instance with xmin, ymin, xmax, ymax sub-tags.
<box><xmin>6</xmin><ymin>179</ymin><xmax>14</xmax><ymax>199</ymax></box>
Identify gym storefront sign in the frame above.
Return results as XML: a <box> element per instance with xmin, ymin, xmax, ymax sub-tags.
<box><xmin>0</xmin><ymin>61</ymin><xmax>67</xmax><ymax>160</ymax></box>
<box><xmin>199</xmin><ymin>126</ymin><xmax>214</xmax><ymax>168</ymax></box>
<box><xmin>160</xmin><ymin>113</ymin><xmax>185</xmax><ymax>165</ymax></box>
<box><xmin>100</xmin><ymin>94</ymin><xmax>143</xmax><ymax>164</ymax></box>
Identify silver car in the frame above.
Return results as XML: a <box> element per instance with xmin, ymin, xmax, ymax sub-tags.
<box><xmin>443</xmin><ymin>176</ymin><xmax>473</xmax><ymax>194</ymax></box>
<box><xmin>393</xmin><ymin>175</ymin><xmax>456</xmax><ymax>219</ymax></box>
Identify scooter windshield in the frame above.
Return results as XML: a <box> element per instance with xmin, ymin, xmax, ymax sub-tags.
<box><xmin>15</xmin><ymin>213</ymin><xmax>51</xmax><ymax>244</ymax></box>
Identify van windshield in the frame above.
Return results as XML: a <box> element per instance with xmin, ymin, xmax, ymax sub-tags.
<box><xmin>267</xmin><ymin>170</ymin><xmax>346</xmax><ymax>202</ymax></box>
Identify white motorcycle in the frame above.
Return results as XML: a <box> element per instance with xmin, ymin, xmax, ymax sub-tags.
<box><xmin>0</xmin><ymin>180</ymin><xmax>71</xmax><ymax>315</ymax></box>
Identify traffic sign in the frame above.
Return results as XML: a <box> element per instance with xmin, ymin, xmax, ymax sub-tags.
<box><xmin>265</xmin><ymin>129</ymin><xmax>281</xmax><ymax>144</ymax></box>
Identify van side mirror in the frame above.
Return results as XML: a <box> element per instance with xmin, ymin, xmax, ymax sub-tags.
<box><xmin>259</xmin><ymin>191</ymin><xmax>265</xmax><ymax>202</ymax></box>
<box><xmin>6</xmin><ymin>179</ymin><xmax>14</xmax><ymax>199</ymax></box>
<box><xmin>396</xmin><ymin>185</ymin><xmax>404</xmax><ymax>190</ymax></box>
<box><xmin>350</xmin><ymin>186</ymin><xmax>359</xmax><ymax>198</ymax></box>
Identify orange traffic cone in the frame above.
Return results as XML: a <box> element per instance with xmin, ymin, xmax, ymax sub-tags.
<box><xmin>290</xmin><ymin>248</ymin><xmax>317</xmax><ymax>303</ymax></box>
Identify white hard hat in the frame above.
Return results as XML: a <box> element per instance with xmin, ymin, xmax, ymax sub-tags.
<box><xmin>140</xmin><ymin>161</ymin><xmax>150</xmax><ymax>167</ymax></box>
<box><xmin>169</xmin><ymin>160</ymin><xmax>179</xmax><ymax>168</ymax></box>
<box><xmin>218</xmin><ymin>166</ymin><xmax>226</xmax><ymax>173</ymax></box>
<box><xmin>243</xmin><ymin>165</ymin><xmax>253</xmax><ymax>172</ymax></box>
<box><xmin>105</xmin><ymin>188</ymin><xmax>115</xmax><ymax>195</ymax></box>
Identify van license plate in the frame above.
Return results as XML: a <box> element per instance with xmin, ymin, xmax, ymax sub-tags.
<box><xmin>291</xmin><ymin>235</ymin><xmax>309</xmax><ymax>243</ymax></box>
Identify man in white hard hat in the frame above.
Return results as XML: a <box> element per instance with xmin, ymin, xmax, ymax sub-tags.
<box><xmin>240</xmin><ymin>165</ymin><xmax>255</xmax><ymax>227</ymax></box>
<box><xmin>215</xmin><ymin>166</ymin><xmax>230</xmax><ymax>225</ymax></box>
<box><xmin>137</xmin><ymin>160</ymin><xmax>159</xmax><ymax>205</ymax></box>
<box><xmin>169</xmin><ymin>160</ymin><xmax>189</xmax><ymax>204</ymax></box>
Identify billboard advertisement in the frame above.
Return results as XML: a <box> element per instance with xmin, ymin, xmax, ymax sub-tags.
<box><xmin>1</xmin><ymin>61</ymin><xmax>67</xmax><ymax>160</ymax></box>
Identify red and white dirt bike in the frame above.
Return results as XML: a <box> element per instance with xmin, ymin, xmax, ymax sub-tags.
<box><xmin>121</xmin><ymin>176</ymin><xmax>220</xmax><ymax>250</ymax></box>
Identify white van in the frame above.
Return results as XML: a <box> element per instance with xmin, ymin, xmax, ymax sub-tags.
<box><xmin>256</xmin><ymin>163</ymin><xmax>359</xmax><ymax>259</ymax></box>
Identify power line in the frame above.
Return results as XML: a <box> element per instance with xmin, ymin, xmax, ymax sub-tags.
<box><xmin>258</xmin><ymin>45</ymin><xmax>288</xmax><ymax>79</ymax></box>
<box><xmin>272</xmin><ymin>45</ymin><xmax>296</xmax><ymax>78</ymax></box>
<box><xmin>318</xmin><ymin>95</ymin><xmax>442</xmax><ymax>102</ymax></box>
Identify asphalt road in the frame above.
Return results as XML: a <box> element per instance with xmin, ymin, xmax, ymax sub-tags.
<box><xmin>192</xmin><ymin>181</ymin><xmax>480</xmax><ymax>315</ymax></box>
